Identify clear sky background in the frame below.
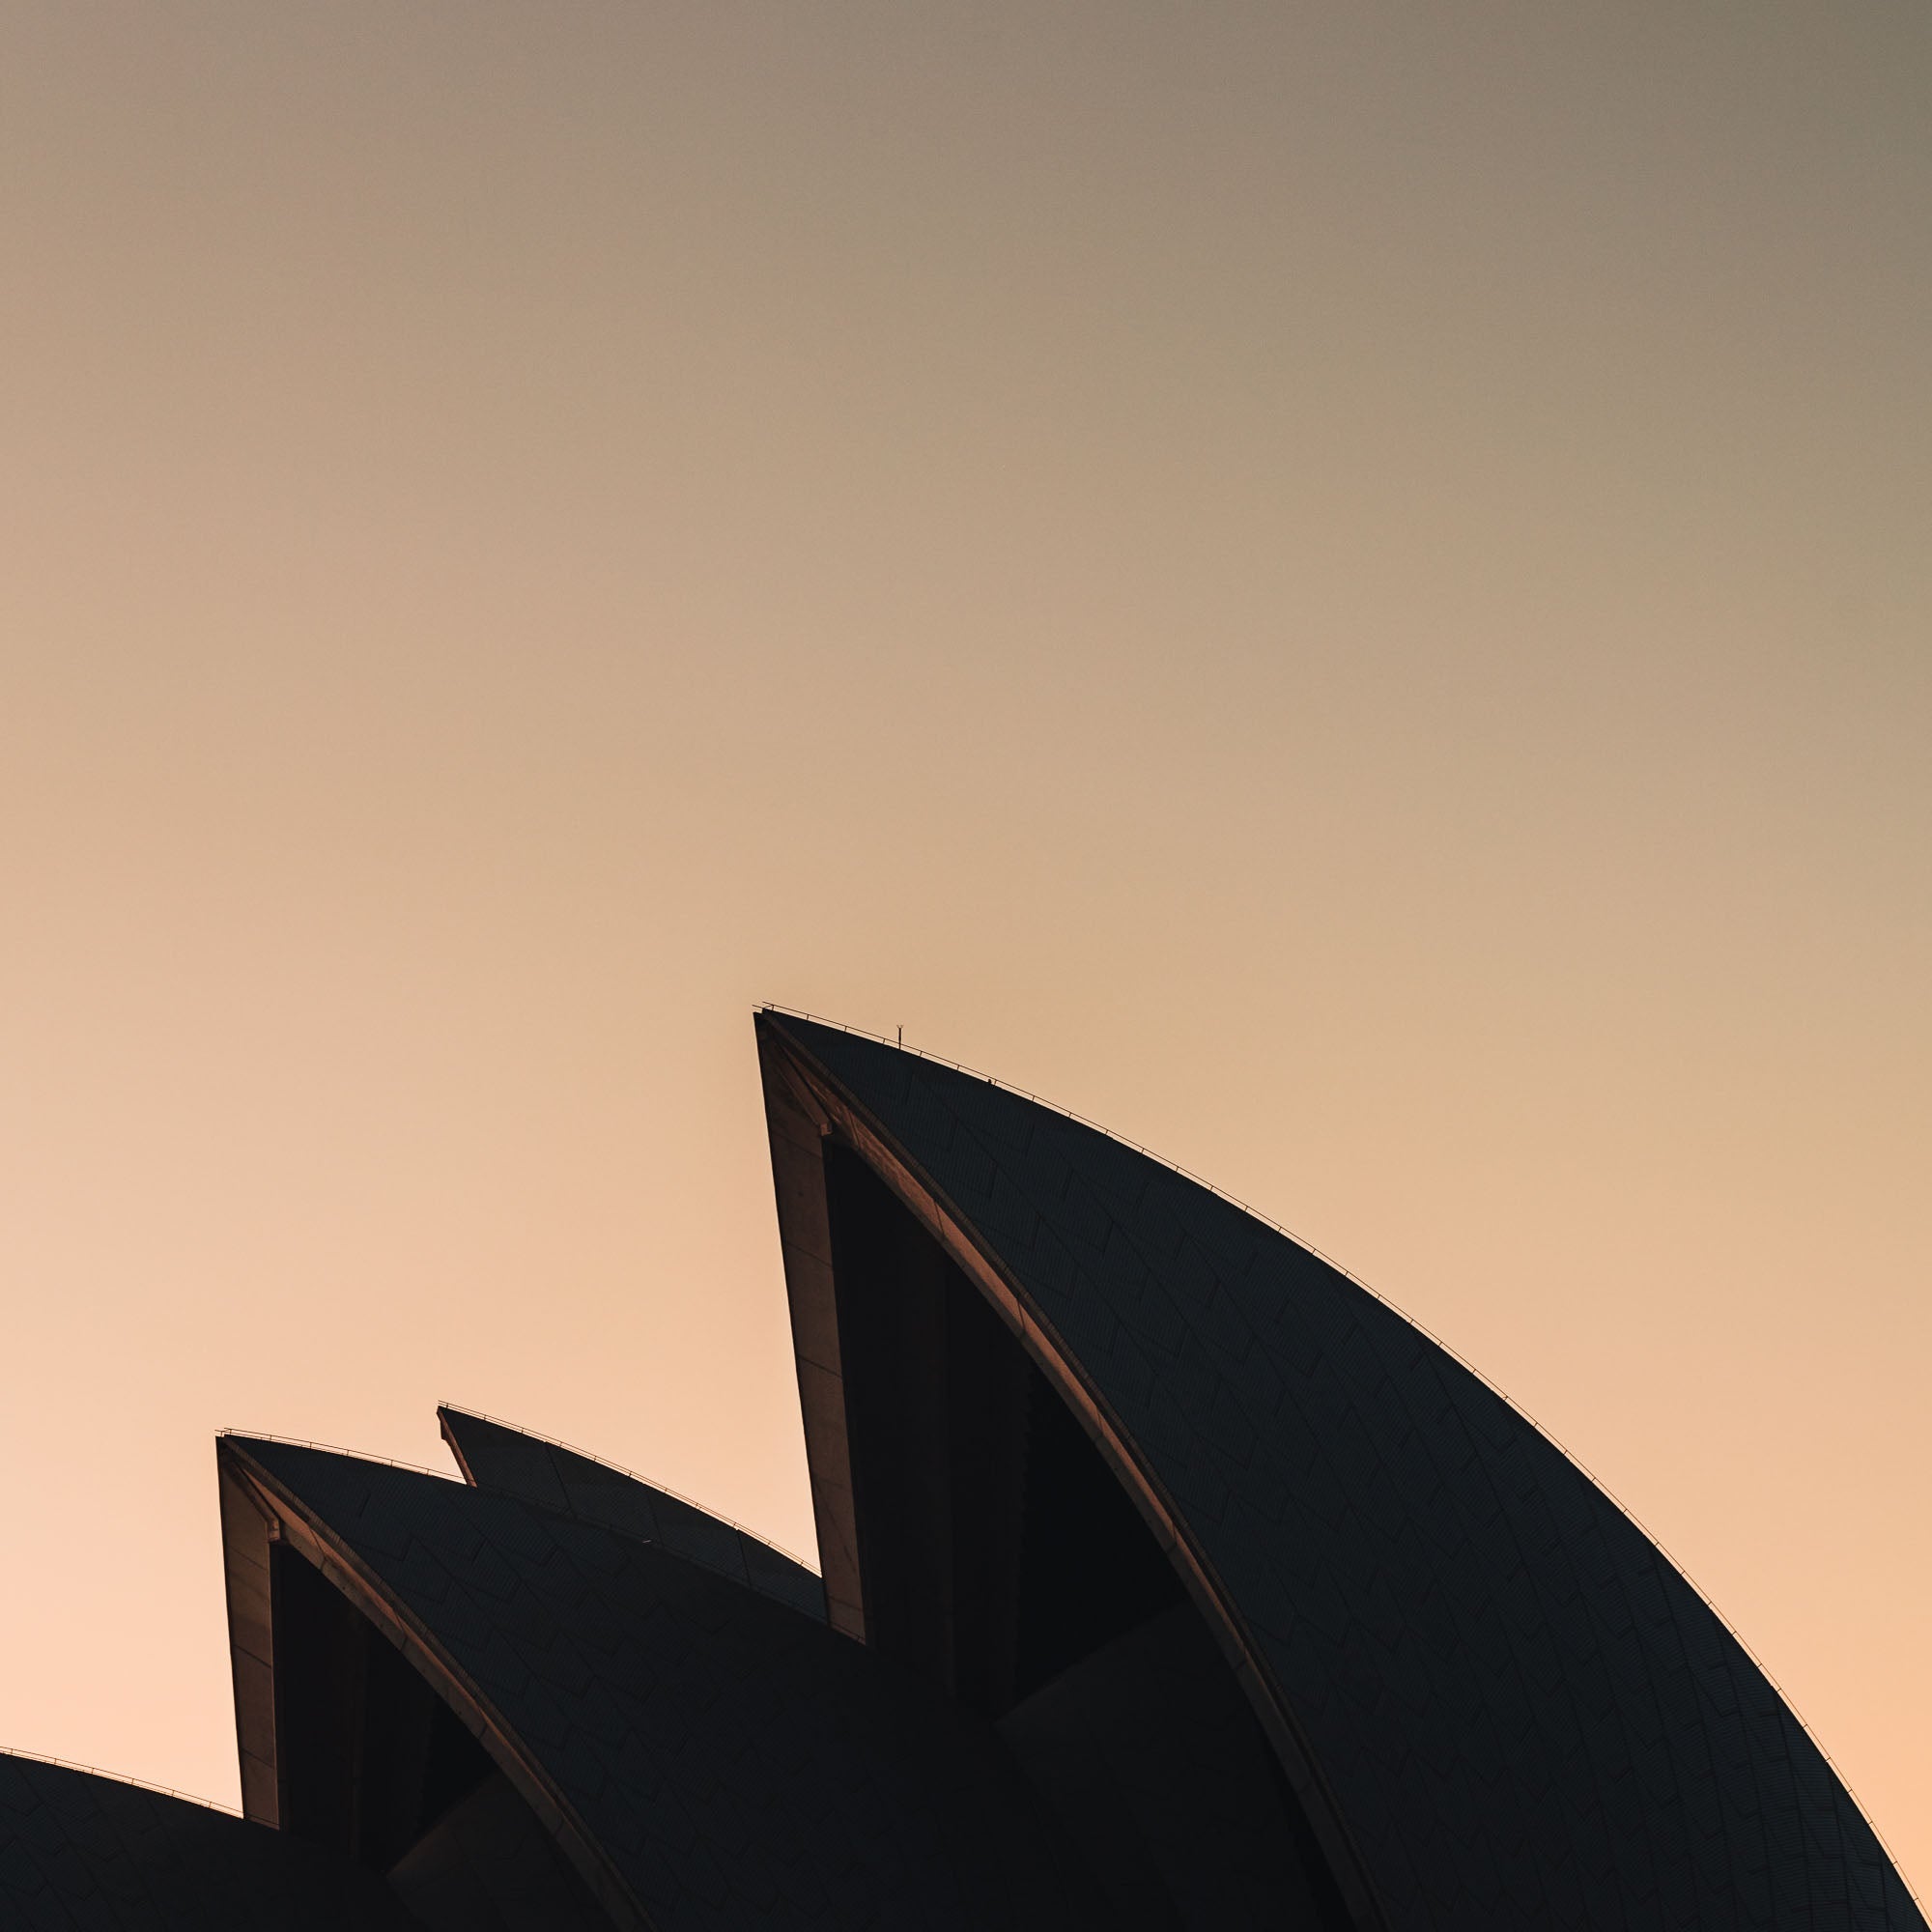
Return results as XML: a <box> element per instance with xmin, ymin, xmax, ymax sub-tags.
<box><xmin>2</xmin><ymin>0</ymin><xmax>1925</xmax><ymax>1889</ymax></box>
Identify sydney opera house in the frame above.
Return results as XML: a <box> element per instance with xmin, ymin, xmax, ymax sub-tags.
<box><xmin>3</xmin><ymin>1009</ymin><xmax>1920</xmax><ymax>1928</ymax></box>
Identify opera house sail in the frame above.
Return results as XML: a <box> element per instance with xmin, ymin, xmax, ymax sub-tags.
<box><xmin>2</xmin><ymin>1009</ymin><xmax>1920</xmax><ymax>1929</ymax></box>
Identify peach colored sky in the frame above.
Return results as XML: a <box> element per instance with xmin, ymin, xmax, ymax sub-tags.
<box><xmin>2</xmin><ymin>0</ymin><xmax>1926</xmax><ymax>1889</ymax></box>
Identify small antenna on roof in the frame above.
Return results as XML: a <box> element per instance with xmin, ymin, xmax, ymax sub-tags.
<box><xmin>896</xmin><ymin>1026</ymin><xmax>902</xmax><ymax>1047</ymax></box>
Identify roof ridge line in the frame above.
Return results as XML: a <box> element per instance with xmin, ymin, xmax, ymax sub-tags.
<box><xmin>216</xmin><ymin>1429</ymin><xmax>459</xmax><ymax>1485</ymax></box>
<box><xmin>0</xmin><ymin>1745</ymin><xmax>242</xmax><ymax>1818</ymax></box>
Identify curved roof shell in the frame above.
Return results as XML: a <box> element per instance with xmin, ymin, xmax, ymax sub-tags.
<box><xmin>0</xmin><ymin>1754</ymin><xmax>418</xmax><ymax>1931</ymax></box>
<box><xmin>437</xmin><ymin>1406</ymin><xmax>825</xmax><ymax>1622</ymax></box>
<box><xmin>220</xmin><ymin>1435</ymin><xmax>1105</xmax><ymax>1931</ymax></box>
<box><xmin>757</xmin><ymin>1011</ymin><xmax>1922</xmax><ymax>1932</ymax></box>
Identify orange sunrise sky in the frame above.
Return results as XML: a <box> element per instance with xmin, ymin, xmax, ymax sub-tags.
<box><xmin>1</xmin><ymin>0</ymin><xmax>1926</xmax><ymax>1892</ymax></box>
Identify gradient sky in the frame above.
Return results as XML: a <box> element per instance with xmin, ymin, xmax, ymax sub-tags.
<box><xmin>2</xmin><ymin>0</ymin><xmax>1926</xmax><ymax>1889</ymax></box>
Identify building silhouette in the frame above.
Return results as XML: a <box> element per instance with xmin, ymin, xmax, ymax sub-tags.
<box><xmin>3</xmin><ymin>1009</ymin><xmax>1919</xmax><ymax>1928</ymax></box>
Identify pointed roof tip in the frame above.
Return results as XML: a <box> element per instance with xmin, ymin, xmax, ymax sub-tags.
<box><xmin>435</xmin><ymin>1404</ymin><xmax>477</xmax><ymax>1484</ymax></box>
<box><xmin>214</xmin><ymin>1430</ymin><xmax>268</xmax><ymax>1470</ymax></box>
<box><xmin>756</xmin><ymin>1006</ymin><xmax>911</xmax><ymax>1051</ymax></box>
<box><xmin>755</xmin><ymin>1004</ymin><xmax>813</xmax><ymax>1044</ymax></box>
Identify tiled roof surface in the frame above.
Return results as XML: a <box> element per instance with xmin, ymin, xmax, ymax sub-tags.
<box><xmin>438</xmin><ymin>1406</ymin><xmax>825</xmax><ymax>1623</ymax></box>
<box><xmin>232</xmin><ymin>1437</ymin><xmax>1106</xmax><ymax>1930</ymax></box>
<box><xmin>999</xmin><ymin>1603</ymin><xmax>1336</xmax><ymax>1928</ymax></box>
<box><xmin>0</xmin><ymin>1754</ymin><xmax>419</xmax><ymax>1930</ymax></box>
<box><xmin>767</xmin><ymin>1013</ymin><xmax>1922</xmax><ymax>1932</ymax></box>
